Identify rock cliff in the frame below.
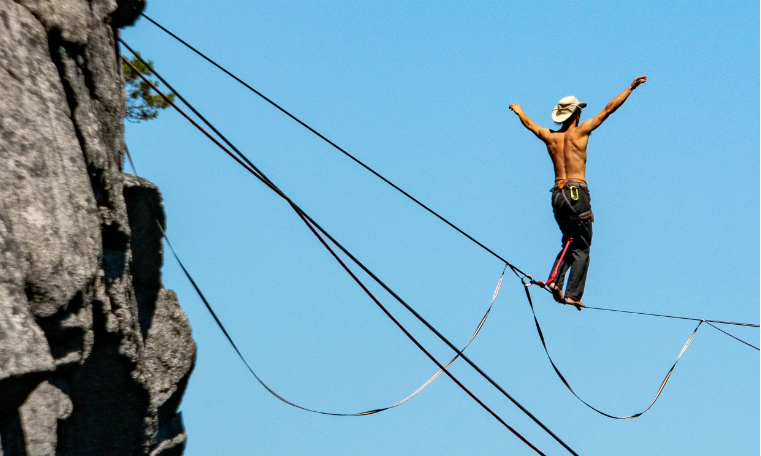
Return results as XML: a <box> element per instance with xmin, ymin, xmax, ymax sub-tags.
<box><xmin>0</xmin><ymin>1</ymin><xmax>195</xmax><ymax>454</ymax></box>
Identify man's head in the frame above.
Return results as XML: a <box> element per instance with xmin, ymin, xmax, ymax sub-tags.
<box><xmin>552</xmin><ymin>96</ymin><xmax>587</xmax><ymax>124</ymax></box>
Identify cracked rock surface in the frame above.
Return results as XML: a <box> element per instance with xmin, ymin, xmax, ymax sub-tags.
<box><xmin>0</xmin><ymin>1</ymin><xmax>195</xmax><ymax>454</ymax></box>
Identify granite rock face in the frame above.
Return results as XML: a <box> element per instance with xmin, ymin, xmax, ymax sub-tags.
<box><xmin>0</xmin><ymin>1</ymin><xmax>195</xmax><ymax>454</ymax></box>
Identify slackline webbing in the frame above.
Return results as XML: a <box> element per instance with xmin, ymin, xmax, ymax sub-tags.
<box><xmin>168</xmin><ymin>223</ymin><xmax>504</xmax><ymax>416</ymax></box>
<box><xmin>522</xmin><ymin>282</ymin><xmax>702</xmax><ymax>419</ymax></box>
<box><xmin>126</xmin><ymin>150</ymin><xmax>395</xmax><ymax>416</ymax></box>
<box><xmin>391</xmin><ymin>266</ymin><xmax>507</xmax><ymax>409</ymax></box>
<box><xmin>121</xmin><ymin>56</ymin><xmax>558</xmax><ymax>456</ymax></box>
<box><xmin>121</xmin><ymin>43</ymin><xmax>580</xmax><ymax>455</ymax></box>
<box><xmin>138</xmin><ymin>14</ymin><xmax>759</xmax><ymax>333</ymax></box>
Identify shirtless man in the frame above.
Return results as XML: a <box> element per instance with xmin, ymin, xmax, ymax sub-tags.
<box><xmin>509</xmin><ymin>76</ymin><xmax>647</xmax><ymax>309</ymax></box>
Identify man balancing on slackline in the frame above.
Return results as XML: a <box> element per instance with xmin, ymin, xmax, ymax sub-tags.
<box><xmin>508</xmin><ymin>76</ymin><xmax>647</xmax><ymax>309</ymax></box>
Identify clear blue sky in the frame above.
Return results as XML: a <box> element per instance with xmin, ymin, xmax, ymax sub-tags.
<box><xmin>123</xmin><ymin>2</ymin><xmax>759</xmax><ymax>454</ymax></box>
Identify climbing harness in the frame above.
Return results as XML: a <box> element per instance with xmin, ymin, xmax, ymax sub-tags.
<box><xmin>553</xmin><ymin>181</ymin><xmax>593</xmax><ymax>223</ymax></box>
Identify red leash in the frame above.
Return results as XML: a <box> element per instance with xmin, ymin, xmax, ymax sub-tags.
<box><xmin>535</xmin><ymin>237</ymin><xmax>573</xmax><ymax>287</ymax></box>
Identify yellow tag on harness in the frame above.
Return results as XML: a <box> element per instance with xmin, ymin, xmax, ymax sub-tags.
<box><xmin>570</xmin><ymin>186</ymin><xmax>579</xmax><ymax>201</ymax></box>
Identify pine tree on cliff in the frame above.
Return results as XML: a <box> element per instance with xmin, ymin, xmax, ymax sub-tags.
<box><xmin>122</xmin><ymin>54</ymin><xmax>175</xmax><ymax>122</ymax></box>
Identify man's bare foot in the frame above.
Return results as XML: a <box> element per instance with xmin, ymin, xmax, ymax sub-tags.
<box><xmin>547</xmin><ymin>283</ymin><xmax>564</xmax><ymax>303</ymax></box>
<box><xmin>564</xmin><ymin>297</ymin><xmax>585</xmax><ymax>311</ymax></box>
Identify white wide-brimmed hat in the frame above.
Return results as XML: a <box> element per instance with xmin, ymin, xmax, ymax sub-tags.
<box><xmin>551</xmin><ymin>96</ymin><xmax>587</xmax><ymax>123</ymax></box>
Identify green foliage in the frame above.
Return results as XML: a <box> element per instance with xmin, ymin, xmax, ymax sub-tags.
<box><xmin>122</xmin><ymin>54</ymin><xmax>175</xmax><ymax>122</ymax></box>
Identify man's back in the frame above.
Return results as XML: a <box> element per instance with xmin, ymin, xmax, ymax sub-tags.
<box><xmin>508</xmin><ymin>76</ymin><xmax>647</xmax><ymax>182</ymax></box>
<box><xmin>544</xmin><ymin>126</ymin><xmax>589</xmax><ymax>182</ymax></box>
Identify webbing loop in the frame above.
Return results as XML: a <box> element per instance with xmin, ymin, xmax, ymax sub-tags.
<box><xmin>521</xmin><ymin>284</ymin><xmax>703</xmax><ymax>419</ymax></box>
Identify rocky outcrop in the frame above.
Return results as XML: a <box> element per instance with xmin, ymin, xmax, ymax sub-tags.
<box><xmin>0</xmin><ymin>1</ymin><xmax>195</xmax><ymax>455</ymax></box>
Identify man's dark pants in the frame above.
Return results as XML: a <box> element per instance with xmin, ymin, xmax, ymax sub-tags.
<box><xmin>550</xmin><ymin>181</ymin><xmax>593</xmax><ymax>301</ymax></box>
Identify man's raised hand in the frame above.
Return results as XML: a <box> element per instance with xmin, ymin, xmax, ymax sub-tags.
<box><xmin>509</xmin><ymin>104</ymin><xmax>523</xmax><ymax>115</ymax></box>
<box><xmin>630</xmin><ymin>76</ymin><xmax>647</xmax><ymax>90</ymax></box>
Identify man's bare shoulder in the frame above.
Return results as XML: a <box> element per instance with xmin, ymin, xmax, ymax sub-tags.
<box><xmin>578</xmin><ymin>119</ymin><xmax>596</xmax><ymax>134</ymax></box>
<box><xmin>546</xmin><ymin>129</ymin><xmax>566</xmax><ymax>142</ymax></box>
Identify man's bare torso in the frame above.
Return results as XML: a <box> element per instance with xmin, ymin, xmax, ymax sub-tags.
<box><xmin>545</xmin><ymin>126</ymin><xmax>589</xmax><ymax>182</ymax></box>
<box><xmin>508</xmin><ymin>75</ymin><xmax>647</xmax><ymax>184</ymax></box>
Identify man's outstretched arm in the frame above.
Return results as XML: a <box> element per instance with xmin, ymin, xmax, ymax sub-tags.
<box><xmin>579</xmin><ymin>76</ymin><xmax>647</xmax><ymax>134</ymax></box>
<box><xmin>509</xmin><ymin>104</ymin><xmax>550</xmax><ymax>143</ymax></box>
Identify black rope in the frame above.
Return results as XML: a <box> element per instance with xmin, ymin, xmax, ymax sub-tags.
<box><xmin>132</xmin><ymin>145</ymin><xmax>508</xmax><ymax>416</ymax></box>
<box><xmin>706</xmin><ymin>322</ymin><xmax>759</xmax><ymax>351</ymax></box>
<box><xmin>136</xmin><ymin>15</ymin><xmax>760</xmax><ymax>332</ymax></box>
<box><xmin>294</xmin><ymin>205</ymin><xmax>548</xmax><ymax>455</ymax></box>
<box><xmin>300</xmin><ymin>217</ymin><xmax>580</xmax><ymax>453</ymax></box>
<box><xmin>139</xmin><ymin>13</ymin><xmax>528</xmax><ymax>279</ymax></box>
<box><xmin>121</xmin><ymin>41</ymin><xmax>580</xmax><ymax>456</ymax></box>
<box><xmin>582</xmin><ymin>306</ymin><xmax>759</xmax><ymax>328</ymax></box>
<box><xmin>121</xmin><ymin>55</ymin><xmax>558</xmax><ymax>456</ymax></box>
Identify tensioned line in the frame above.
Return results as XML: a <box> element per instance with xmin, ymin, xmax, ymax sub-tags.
<box><xmin>138</xmin><ymin>13</ymin><xmax>527</xmax><ymax>276</ymax></box>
